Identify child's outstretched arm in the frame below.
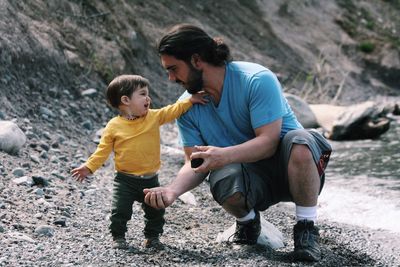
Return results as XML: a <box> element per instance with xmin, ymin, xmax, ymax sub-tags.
<box><xmin>71</xmin><ymin>164</ymin><xmax>92</xmax><ymax>182</ymax></box>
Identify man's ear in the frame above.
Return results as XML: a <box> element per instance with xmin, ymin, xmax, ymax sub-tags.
<box><xmin>190</xmin><ymin>54</ymin><xmax>202</xmax><ymax>69</ymax></box>
<box><xmin>120</xmin><ymin>95</ymin><xmax>130</xmax><ymax>105</ymax></box>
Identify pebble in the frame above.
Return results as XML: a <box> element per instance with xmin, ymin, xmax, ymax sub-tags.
<box><xmin>32</xmin><ymin>175</ymin><xmax>50</xmax><ymax>187</ymax></box>
<box><xmin>12</xmin><ymin>168</ymin><xmax>25</xmax><ymax>177</ymax></box>
<box><xmin>54</xmin><ymin>217</ymin><xmax>67</xmax><ymax>227</ymax></box>
<box><xmin>34</xmin><ymin>225</ymin><xmax>54</xmax><ymax>237</ymax></box>
<box><xmin>30</xmin><ymin>155</ymin><xmax>40</xmax><ymax>163</ymax></box>
<box><xmin>81</xmin><ymin>88</ymin><xmax>97</xmax><ymax>97</ymax></box>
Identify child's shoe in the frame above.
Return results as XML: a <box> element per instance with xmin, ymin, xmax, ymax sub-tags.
<box><xmin>112</xmin><ymin>236</ymin><xmax>128</xmax><ymax>249</ymax></box>
<box><xmin>143</xmin><ymin>237</ymin><xmax>164</xmax><ymax>249</ymax></box>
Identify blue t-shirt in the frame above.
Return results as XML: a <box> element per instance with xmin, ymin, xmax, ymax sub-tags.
<box><xmin>177</xmin><ymin>61</ymin><xmax>303</xmax><ymax>147</ymax></box>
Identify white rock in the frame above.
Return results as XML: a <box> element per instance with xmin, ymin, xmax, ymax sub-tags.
<box><xmin>12</xmin><ymin>176</ymin><xmax>32</xmax><ymax>186</ymax></box>
<box><xmin>36</xmin><ymin>198</ymin><xmax>55</xmax><ymax>208</ymax></box>
<box><xmin>81</xmin><ymin>88</ymin><xmax>97</xmax><ymax>97</ymax></box>
<box><xmin>216</xmin><ymin>215</ymin><xmax>284</xmax><ymax>249</ymax></box>
<box><xmin>178</xmin><ymin>191</ymin><xmax>197</xmax><ymax>206</ymax></box>
<box><xmin>7</xmin><ymin>232</ymin><xmax>36</xmax><ymax>243</ymax></box>
<box><xmin>0</xmin><ymin>121</ymin><xmax>26</xmax><ymax>154</ymax></box>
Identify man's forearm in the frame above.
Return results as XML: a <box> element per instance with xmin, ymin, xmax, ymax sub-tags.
<box><xmin>167</xmin><ymin>162</ymin><xmax>208</xmax><ymax>197</ymax></box>
<box><xmin>225</xmin><ymin>135</ymin><xmax>278</xmax><ymax>163</ymax></box>
<box><xmin>224</xmin><ymin>119</ymin><xmax>282</xmax><ymax>164</ymax></box>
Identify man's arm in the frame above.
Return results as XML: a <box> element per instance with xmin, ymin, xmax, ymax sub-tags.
<box><xmin>191</xmin><ymin>118</ymin><xmax>282</xmax><ymax>172</ymax></box>
<box><xmin>143</xmin><ymin>146</ymin><xmax>208</xmax><ymax>209</ymax></box>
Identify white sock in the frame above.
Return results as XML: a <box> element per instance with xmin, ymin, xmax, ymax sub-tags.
<box><xmin>296</xmin><ymin>205</ymin><xmax>317</xmax><ymax>223</ymax></box>
<box><xmin>236</xmin><ymin>209</ymin><xmax>255</xmax><ymax>222</ymax></box>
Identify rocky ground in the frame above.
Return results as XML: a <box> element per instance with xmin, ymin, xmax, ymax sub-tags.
<box><xmin>1</xmin><ymin>121</ymin><xmax>400</xmax><ymax>267</ymax></box>
<box><xmin>1</xmin><ymin>1</ymin><xmax>400</xmax><ymax>265</ymax></box>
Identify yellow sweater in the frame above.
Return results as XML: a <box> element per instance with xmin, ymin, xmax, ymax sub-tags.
<box><xmin>85</xmin><ymin>99</ymin><xmax>192</xmax><ymax>176</ymax></box>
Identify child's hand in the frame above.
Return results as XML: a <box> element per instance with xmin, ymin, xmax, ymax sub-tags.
<box><xmin>71</xmin><ymin>164</ymin><xmax>92</xmax><ymax>182</ymax></box>
<box><xmin>190</xmin><ymin>91</ymin><xmax>208</xmax><ymax>105</ymax></box>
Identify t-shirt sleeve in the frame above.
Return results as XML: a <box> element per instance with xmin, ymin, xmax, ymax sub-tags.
<box><xmin>248</xmin><ymin>71</ymin><xmax>287</xmax><ymax>129</ymax></box>
<box><xmin>176</xmin><ymin>112</ymin><xmax>205</xmax><ymax>147</ymax></box>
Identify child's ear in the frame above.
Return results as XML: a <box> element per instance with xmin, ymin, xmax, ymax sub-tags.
<box><xmin>120</xmin><ymin>95</ymin><xmax>130</xmax><ymax>105</ymax></box>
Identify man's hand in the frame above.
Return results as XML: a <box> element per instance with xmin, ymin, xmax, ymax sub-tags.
<box><xmin>190</xmin><ymin>145</ymin><xmax>231</xmax><ymax>172</ymax></box>
<box><xmin>143</xmin><ymin>187</ymin><xmax>177</xmax><ymax>209</ymax></box>
<box><xmin>71</xmin><ymin>164</ymin><xmax>92</xmax><ymax>182</ymax></box>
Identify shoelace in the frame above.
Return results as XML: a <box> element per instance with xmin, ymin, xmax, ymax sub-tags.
<box><xmin>297</xmin><ymin>228</ymin><xmax>311</xmax><ymax>247</ymax></box>
<box><xmin>228</xmin><ymin>225</ymin><xmax>246</xmax><ymax>242</ymax></box>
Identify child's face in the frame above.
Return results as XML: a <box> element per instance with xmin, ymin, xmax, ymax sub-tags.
<box><xmin>124</xmin><ymin>86</ymin><xmax>151</xmax><ymax>117</ymax></box>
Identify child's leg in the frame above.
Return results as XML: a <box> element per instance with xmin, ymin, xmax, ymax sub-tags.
<box><xmin>141</xmin><ymin>202</ymin><xmax>165</xmax><ymax>238</ymax></box>
<box><xmin>109</xmin><ymin>174</ymin><xmax>135</xmax><ymax>238</ymax></box>
<box><xmin>138</xmin><ymin>174</ymin><xmax>166</xmax><ymax>238</ymax></box>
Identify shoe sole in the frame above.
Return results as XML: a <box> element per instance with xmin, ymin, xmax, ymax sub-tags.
<box><xmin>293</xmin><ymin>249</ymin><xmax>321</xmax><ymax>262</ymax></box>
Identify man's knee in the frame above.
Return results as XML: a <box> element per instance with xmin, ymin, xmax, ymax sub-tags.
<box><xmin>222</xmin><ymin>192</ymin><xmax>244</xmax><ymax>207</ymax></box>
<box><xmin>289</xmin><ymin>144</ymin><xmax>314</xmax><ymax>166</ymax></box>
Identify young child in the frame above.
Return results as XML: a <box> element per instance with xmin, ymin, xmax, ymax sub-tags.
<box><xmin>71</xmin><ymin>74</ymin><xmax>206</xmax><ymax>250</ymax></box>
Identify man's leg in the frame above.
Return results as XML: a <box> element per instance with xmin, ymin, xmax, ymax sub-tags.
<box><xmin>221</xmin><ymin>192</ymin><xmax>248</xmax><ymax>218</ymax></box>
<box><xmin>279</xmin><ymin>129</ymin><xmax>332</xmax><ymax>262</ymax></box>
<box><xmin>288</xmin><ymin>144</ymin><xmax>322</xmax><ymax>261</ymax></box>
<box><xmin>288</xmin><ymin>144</ymin><xmax>320</xmax><ymax>211</ymax></box>
<box><xmin>209</xmin><ymin>164</ymin><xmax>264</xmax><ymax>245</ymax></box>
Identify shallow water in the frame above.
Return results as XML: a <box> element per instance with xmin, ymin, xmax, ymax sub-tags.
<box><xmin>319</xmin><ymin>111</ymin><xmax>400</xmax><ymax>233</ymax></box>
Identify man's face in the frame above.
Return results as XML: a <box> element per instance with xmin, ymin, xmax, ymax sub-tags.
<box><xmin>160</xmin><ymin>54</ymin><xmax>203</xmax><ymax>94</ymax></box>
<box><xmin>184</xmin><ymin>64</ymin><xmax>203</xmax><ymax>94</ymax></box>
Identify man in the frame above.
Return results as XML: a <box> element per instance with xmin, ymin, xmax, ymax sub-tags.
<box><xmin>143</xmin><ymin>24</ymin><xmax>332</xmax><ymax>262</ymax></box>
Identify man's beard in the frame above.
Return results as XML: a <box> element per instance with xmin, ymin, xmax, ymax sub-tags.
<box><xmin>177</xmin><ymin>65</ymin><xmax>203</xmax><ymax>94</ymax></box>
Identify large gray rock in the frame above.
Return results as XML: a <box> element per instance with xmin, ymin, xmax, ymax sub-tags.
<box><xmin>0</xmin><ymin>121</ymin><xmax>26</xmax><ymax>154</ymax></box>
<box><xmin>285</xmin><ymin>93</ymin><xmax>319</xmax><ymax>128</ymax></box>
<box><xmin>310</xmin><ymin>101</ymin><xmax>390</xmax><ymax>140</ymax></box>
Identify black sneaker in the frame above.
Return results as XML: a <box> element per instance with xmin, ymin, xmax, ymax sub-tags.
<box><xmin>143</xmin><ymin>237</ymin><xmax>164</xmax><ymax>250</ymax></box>
<box><xmin>112</xmin><ymin>236</ymin><xmax>128</xmax><ymax>250</ymax></box>
<box><xmin>293</xmin><ymin>220</ymin><xmax>321</xmax><ymax>262</ymax></box>
<box><xmin>232</xmin><ymin>210</ymin><xmax>261</xmax><ymax>245</ymax></box>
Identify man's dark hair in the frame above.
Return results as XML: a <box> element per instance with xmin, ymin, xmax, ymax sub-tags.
<box><xmin>106</xmin><ymin>75</ymin><xmax>149</xmax><ymax>108</ymax></box>
<box><xmin>158</xmin><ymin>24</ymin><xmax>232</xmax><ymax>66</ymax></box>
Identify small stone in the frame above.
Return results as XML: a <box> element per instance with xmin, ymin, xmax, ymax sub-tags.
<box><xmin>39</xmin><ymin>151</ymin><xmax>48</xmax><ymax>159</ymax></box>
<box><xmin>12</xmin><ymin>168</ymin><xmax>25</xmax><ymax>177</ymax></box>
<box><xmin>34</xmin><ymin>225</ymin><xmax>54</xmax><ymax>237</ymax></box>
<box><xmin>12</xmin><ymin>176</ymin><xmax>32</xmax><ymax>186</ymax></box>
<box><xmin>39</xmin><ymin>142</ymin><xmax>50</xmax><ymax>151</ymax></box>
<box><xmin>54</xmin><ymin>217</ymin><xmax>67</xmax><ymax>227</ymax></box>
<box><xmin>35</xmin><ymin>188</ymin><xmax>45</xmax><ymax>196</ymax></box>
<box><xmin>81</xmin><ymin>88</ymin><xmax>97</xmax><ymax>97</ymax></box>
<box><xmin>30</xmin><ymin>155</ymin><xmax>40</xmax><ymax>163</ymax></box>
<box><xmin>21</xmin><ymin>162</ymin><xmax>31</xmax><ymax>169</ymax></box>
<box><xmin>43</xmin><ymin>132</ymin><xmax>52</xmax><ymax>140</ymax></box>
<box><xmin>32</xmin><ymin>175</ymin><xmax>50</xmax><ymax>187</ymax></box>
<box><xmin>39</xmin><ymin>107</ymin><xmax>55</xmax><ymax>118</ymax></box>
<box><xmin>82</xmin><ymin>120</ymin><xmax>93</xmax><ymax>130</ymax></box>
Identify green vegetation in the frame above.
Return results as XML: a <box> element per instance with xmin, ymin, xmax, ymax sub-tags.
<box><xmin>92</xmin><ymin>54</ymin><xmax>114</xmax><ymax>83</ymax></box>
<box><xmin>359</xmin><ymin>41</ymin><xmax>375</xmax><ymax>53</ymax></box>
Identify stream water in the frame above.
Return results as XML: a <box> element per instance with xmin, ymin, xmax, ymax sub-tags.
<box><xmin>318</xmin><ymin>110</ymin><xmax>400</xmax><ymax>233</ymax></box>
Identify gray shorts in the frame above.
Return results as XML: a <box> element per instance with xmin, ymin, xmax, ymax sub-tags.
<box><xmin>208</xmin><ymin>129</ymin><xmax>332</xmax><ymax>211</ymax></box>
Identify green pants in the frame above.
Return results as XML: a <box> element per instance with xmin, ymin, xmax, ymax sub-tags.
<box><xmin>109</xmin><ymin>172</ymin><xmax>165</xmax><ymax>239</ymax></box>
